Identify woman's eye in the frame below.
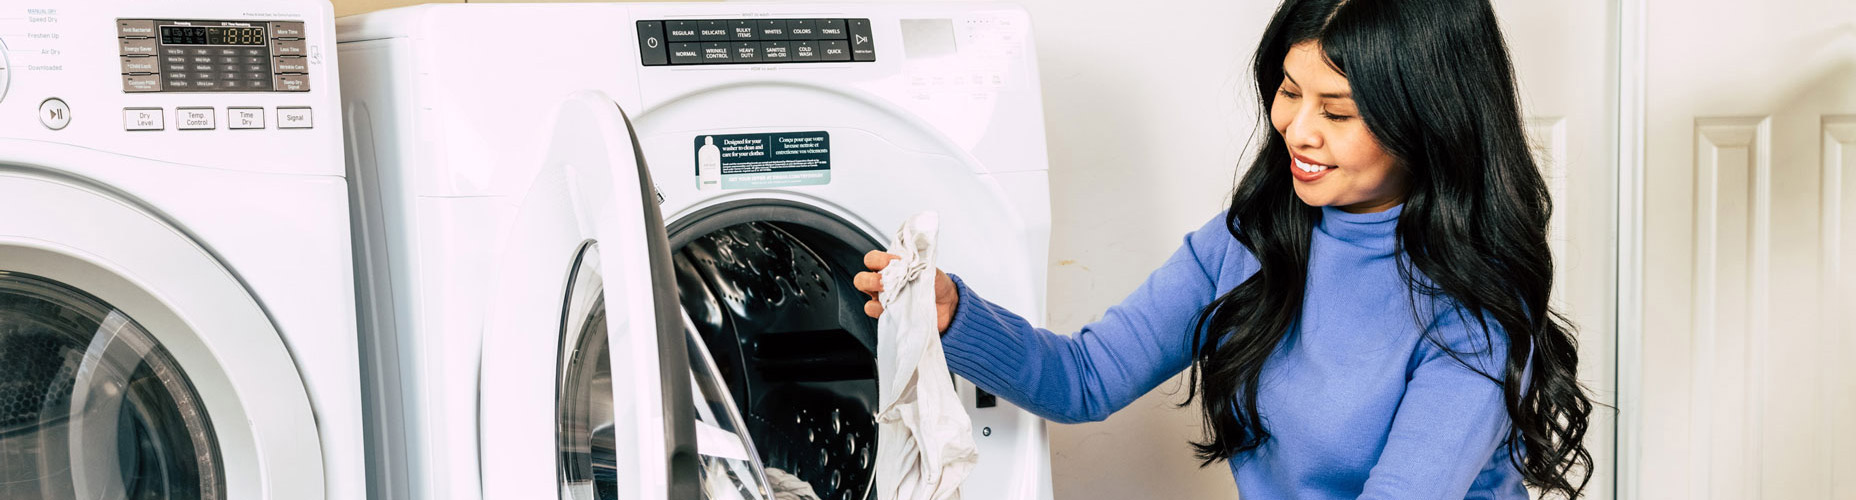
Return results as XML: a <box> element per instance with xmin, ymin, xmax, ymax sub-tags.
<box><xmin>1321</xmin><ymin>111</ymin><xmax>1354</xmax><ymax>121</ymax></box>
<box><xmin>1278</xmin><ymin>89</ymin><xmax>1300</xmax><ymax>99</ymax></box>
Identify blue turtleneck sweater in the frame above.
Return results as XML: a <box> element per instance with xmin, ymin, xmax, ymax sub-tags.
<box><xmin>941</xmin><ymin>205</ymin><xmax>1527</xmax><ymax>499</ymax></box>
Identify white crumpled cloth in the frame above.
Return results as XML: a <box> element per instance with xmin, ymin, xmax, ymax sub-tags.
<box><xmin>874</xmin><ymin>212</ymin><xmax>979</xmax><ymax>500</ymax></box>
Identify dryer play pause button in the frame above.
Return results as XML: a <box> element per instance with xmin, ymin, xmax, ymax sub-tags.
<box><xmin>40</xmin><ymin>98</ymin><xmax>70</xmax><ymax>130</ymax></box>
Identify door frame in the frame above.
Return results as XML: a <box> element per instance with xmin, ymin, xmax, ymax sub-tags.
<box><xmin>1615</xmin><ymin>0</ymin><xmax>1647</xmax><ymax>497</ymax></box>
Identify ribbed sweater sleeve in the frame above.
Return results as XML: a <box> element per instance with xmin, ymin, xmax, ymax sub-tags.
<box><xmin>939</xmin><ymin>214</ymin><xmax>1247</xmax><ymax>423</ymax></box>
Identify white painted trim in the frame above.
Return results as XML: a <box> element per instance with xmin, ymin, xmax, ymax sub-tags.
<box><xmin>1749</xmin><ymin>118</ymin><xmax>1772</xmax><ymax>500</ymax></box>
<box><xmin>1823</xmin><ymin>116</ymin><xmax>1856</xmax><ymax>497</ymax></box>
<box><xmin>1614</xmin><ymin>0</ymin><xmax>1645</xmax><ymax>497</ymax></box>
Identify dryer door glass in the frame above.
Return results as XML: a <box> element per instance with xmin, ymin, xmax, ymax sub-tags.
<box><xmin>0</xmin><ymin>271</ymin><xmax>223</xmax><ymax>500</ymax></box>
<box><xmin>684</xmin><ymin>314</ymin><xmax>774</xmax><ymax>500</ymax></box>
<box><xmin>557</xmin><ymin>244</ymin><xmax>771</xmax><ymax>500</ymax></box>
<box><xmin>671</xmin><ymin>207</ymin><xmax>883</xmax><ymax>500</ymax></box>
<box><xmin>556</xmin><ymin>244</ymin><xmax>618</xmax><ymax>500</ymax></box>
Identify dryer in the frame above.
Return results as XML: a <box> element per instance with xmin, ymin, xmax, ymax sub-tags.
<box><xmin>0</xmin><ymin>1</ymin><xmax>360</xmax><ymax>499</ymax></box>
<box><xmin>340</xmin><ymin>3</ymin><xmax>1051</xmax><ymax>499</ymax></box>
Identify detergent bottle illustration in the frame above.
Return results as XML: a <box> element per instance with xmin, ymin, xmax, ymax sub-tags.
<box><xmin>697</xmin><ymin>136</ymin><xmax>722</xmax><ymax>191</ymax></box>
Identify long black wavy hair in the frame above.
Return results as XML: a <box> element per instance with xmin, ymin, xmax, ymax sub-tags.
<box><xmin>1181</xmin><ymin>0</ymin><xmax>1594</xmax><ymax>496</ymax></box>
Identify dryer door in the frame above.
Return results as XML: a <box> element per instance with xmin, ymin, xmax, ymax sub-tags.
<box><xmin>482</xmin><ymin>91</ymin><xmax>771</xmax><ymax>500</ymax></box>
<box><xmin>0</xmin><ymin>165</ymin><xmax>324</xmax><ymax>500</ymax></box>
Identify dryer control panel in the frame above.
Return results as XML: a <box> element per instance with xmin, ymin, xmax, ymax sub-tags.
<box><xmin>636</xmin><ymin>18</ymin><xmax>875</xmax><ymax>66</ymax></box>
<box><xmin>116</xmin><ymin>18</ymin><xmax>311</xmax><ymax>93</ymax></box>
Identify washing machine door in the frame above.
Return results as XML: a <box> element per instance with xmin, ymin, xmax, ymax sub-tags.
<box><xmin>480</xmin><ymin>91</ymin><xmax>772</xmax><ymax>500</ymax></box>
<box><xmin>0</xmin><ymin>160</ymin><xmax>324</xmax><ymax>500</ymax></box>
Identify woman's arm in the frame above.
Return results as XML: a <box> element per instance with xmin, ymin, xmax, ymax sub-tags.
<box><xmin>935</xmin><ymin>214</ymin><xmax>1247</xmax><ymax>424</ymax></box>
<box><xmin>1358</xmin><ymin>307</ymin><xmax>1524</xmax><ymax>498</ymax></box>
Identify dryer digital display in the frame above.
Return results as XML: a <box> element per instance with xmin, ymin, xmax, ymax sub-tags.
<box><xmin>160</xmin><ymin>26</ymin><xmax>268</xmax><ymax>46</ymax></box>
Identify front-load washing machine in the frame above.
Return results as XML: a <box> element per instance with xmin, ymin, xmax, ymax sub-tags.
<box><xmin>339</xmin><ymin>3</ymin><xmax>1052</xmax><ymax>499</ymax></box>
<box><xmin>0</xmin><ymin>1</ymin><xmax>361</xmax><ymax>499</ymax></box>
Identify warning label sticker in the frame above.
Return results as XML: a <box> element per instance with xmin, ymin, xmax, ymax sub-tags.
<box><xmin>693</xmin><ymin>131</ymin><xmax>831</xmax><ymax>190</ymax></box>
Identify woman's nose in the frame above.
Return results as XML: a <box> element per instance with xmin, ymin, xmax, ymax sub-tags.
<box><xmin>1283</xmin><ymin>108</ymin><xmax>1323</xmax><ymax>150</ymax></box>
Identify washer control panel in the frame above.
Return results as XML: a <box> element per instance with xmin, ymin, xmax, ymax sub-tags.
<box><xmin>636</xmin><ymin>18</ymin><xmax>875</xmax><ymax>66</ymax></box>
<box><xmin>116</xmin><ymin>18</ymin><xmax>310</xmax><ymax>93</ymax></box>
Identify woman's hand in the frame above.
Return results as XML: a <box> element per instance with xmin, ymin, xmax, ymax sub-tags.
<box><xmin>853</xmin><ymin>250</ymin><xmax>959</xmax><ymax>333</ymax></box>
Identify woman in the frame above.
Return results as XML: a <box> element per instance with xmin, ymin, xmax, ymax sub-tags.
<box><xmin>854</xmin><ymin>0</ymin><xmax>1594</xmax><ymax>497</ymax></box>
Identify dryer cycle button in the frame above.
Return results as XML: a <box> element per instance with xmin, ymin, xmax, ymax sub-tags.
<box><xmin>277</xmin><ymin>107</ymin><xmax>313</xmax><ymax>129</ymax></box>
<box><xmin>229</xmin><ymin>107</ymin><xmax>265</xmax><ymax>129</ymax></box>
<box><xmin>819</xmin><ymin>40</ymin><xmax>851</xmax><ymax>62</ymax></box>
<box><xmin>816</xmin><ymin>19</ymin><xmax>848</xmax><ymax>39</ymax></box>
<box><xmin>757</xmin><ymin>20</ymin><xmax>789</xmax><ymax>40</ymax></box>
<box><xmin>669</xmin><ymin>42</ymin><xmax>703</xmax><ymax>65</ymax></box>
<box><xmin>273</xmin><ymin>74</ymin><xmax>310</xmax><ymax>92</ymax></box>
<box><xmin>123</xmin><ymin>108</ymin><xmax>163</xmax><ymax>131</ymax></box>
<box><xmin>732</xmin><ymin>42</ymin><xmax>762</xmax><ymax>63</ymax></box>
<box><xmin>793</xmin><ymin>40</ymin><xmax>820</xmax><ymax>62</ymax></box>
<box><xmin>121</xmin><ymin>56</ymin><xmax>158</xmax><ymax>74</ymax></box>
<box><xmin>122</xmin><ymin>74</ymin><xmax>163</xmax><ymax>93</ymax></box>
<box><xmin>730</xmin><ymin>20</ymin><xmax>759</xmax><ymax>41</ymax></box>
<box><xmin>272</xmin><ymin>38</ymin><xmax>307</xmax><ymax>56</ymax></box>
<box><xmin>700</xmin><ymin>42</ymin><xmax>732</xmax><ymax>64</ymax></box>
<box><xmin>119</xmin><ymin>37</ymin><xmax>157</xmax><ymax>56</ymax></box>
<box><xmin>117</xmin><ymin>19</ymin><xmax>156</xmax><ymax>38</ymax></box>
<box><xmin>177</xmin><ymin>107</ymin><xmax>215</xmax><ymax>130</ymax></box>
<box><xmin>667</xmin><ymin>20</ymin><xmax>701</xmax><ymax>42</ymax></box>
<box><xmin>39</xmin><ymin>98</ymin><xmax>70</xmax><ymax>130</ymax></box>
<box><xmin>274</xmin><ymin>56</ymin><xmax>309</xmax><ymax>73</ymax></box>
<box><xmin>698</xmin><ymin>20</ymin><xmax>730</xmax><ymax>41</ymax></box>
<box><xmin>760</xmin><ymin>41</ymin><xmax>792</xmax><ymax>62</ymax></box>
<box><xmin>270</xmin><ymin>21</ymin><xmax>306</xmax><ymax>38</ymax></box>
<box><xmin>788</xmin><ymin>19</ymin><xmax>818</xmax><ymax>40</ymax></box>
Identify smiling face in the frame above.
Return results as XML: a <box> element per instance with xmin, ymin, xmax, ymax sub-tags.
<box><xmin>1270</xmin><ymin>42</ymin><xmax>1409</xmax><ymax>213</ymax></box>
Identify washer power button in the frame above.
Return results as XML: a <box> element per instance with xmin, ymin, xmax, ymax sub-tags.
<box><xmin>39</xmin><ymin>98</ymin><xmax>70</xmax><ymax>130</ymax></box>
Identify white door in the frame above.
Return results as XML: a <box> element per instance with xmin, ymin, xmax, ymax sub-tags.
<box><xmin>1494</xmin><ymin>0</ymin><xmax>1621</xmax><ymax>497</ymax></box>
<box><xmin>1630</xmin><ymin>0</ymin><xmax>1856</xmax><ymax>497</ymax></box>
<box><xmin>477</xmin><ymin>91</ymin><xmax>773</xmax><ymax>500</ymax></box>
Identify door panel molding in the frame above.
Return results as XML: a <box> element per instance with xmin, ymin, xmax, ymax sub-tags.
<box><xmin>1825</xmin><ymin>116</ymin><xmax>1856</xmax><ymax>499</ymax></box>
<box><xmin>1690</xmin><ymin>117</ymin><xmax>1771</xmax><ymax>500</ymax></box>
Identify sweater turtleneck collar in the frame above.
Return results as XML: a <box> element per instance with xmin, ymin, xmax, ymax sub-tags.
<box><xmin>1317</xmin><ymin>203</ymin><xmax>1403</xmax><ymax>248</ymax></box>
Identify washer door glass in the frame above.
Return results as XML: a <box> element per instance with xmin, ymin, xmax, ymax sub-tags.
<box><xmin>0</xmin><ymin>271</ymin><xmax>223</xmax><ymax>500</ymax></box>
<box><xmin>556</xmin><ymin>244</ymin><xmax>770</xmax><ymax>500</ymax></box>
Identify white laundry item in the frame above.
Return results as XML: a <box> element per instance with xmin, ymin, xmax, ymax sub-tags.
<box><xmin>874</xmin><ymin>212</ymin><xmax>979</xmax><ymax>500</ymax></box>
<box><xmin>765</xmin><ymin>468</ymin><xmax>824</xmax><ymax>500</ymax></box>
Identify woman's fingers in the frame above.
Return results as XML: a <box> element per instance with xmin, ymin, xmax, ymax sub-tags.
<box><xmin>863</xmin><ymin>250</ymin><xmax>898</xmax><ymax>272</ymax></box>
<box><xmin>853</xmin><ymin>271</ymin><xmax>883</xmax><ymax>296</ymax></box>
<box><xmin>858</xmin><ymin>251</ymin><xmax>904</xmax><ymax>318</ymax></box>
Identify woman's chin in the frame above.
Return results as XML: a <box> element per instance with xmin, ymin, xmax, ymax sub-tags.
<box><xmin>1290</xmin><ymin>187</ymin><xmax>1337</xmax><ymax>208</ymax></box>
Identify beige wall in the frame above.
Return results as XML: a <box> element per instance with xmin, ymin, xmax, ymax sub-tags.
<box><xmin>1004</xmin><ymin>0</ymin><xmax>1268</xmax><ymax>497</ymax></box>
<box><xmin>333</xmin><ymin>0</ymin><xmax>447</xmax><ymax>17</ymax></box>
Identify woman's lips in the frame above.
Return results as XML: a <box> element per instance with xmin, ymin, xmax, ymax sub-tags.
<box><xmin>1290</xmin><ymin>153</ymin><xmax>1334</xmax><ymax>182</ymax></box>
